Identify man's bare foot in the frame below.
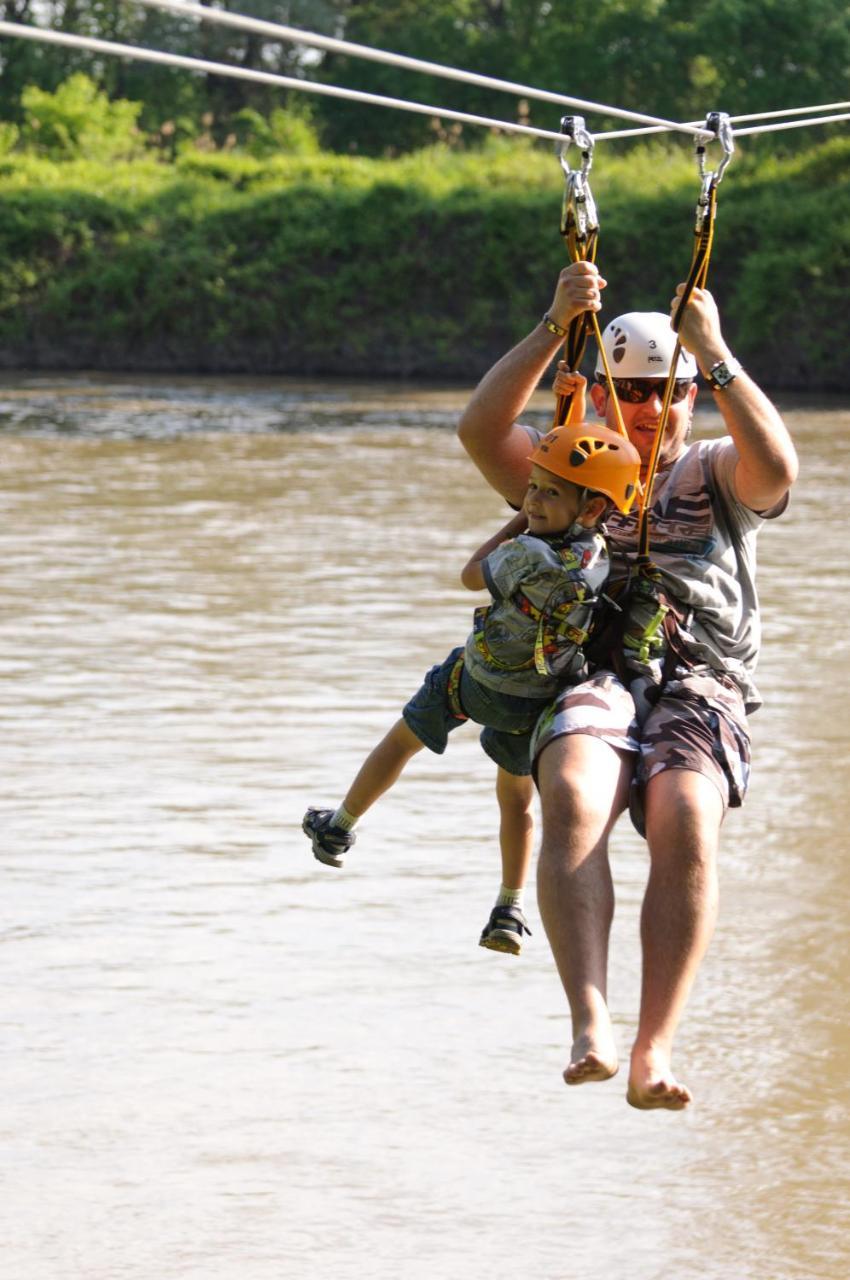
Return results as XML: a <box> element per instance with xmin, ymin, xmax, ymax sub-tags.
<box><xmin>627</xmin><ymin>1049</ymin><xmax>692</xmax><ymax>1110</ymax></box>
<box><xmin>564</xmin><ymin>1029</ymin><xmax>619</xmax><ymax>1086</ymax></box>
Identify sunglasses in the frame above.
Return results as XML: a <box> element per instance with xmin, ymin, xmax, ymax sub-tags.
<box><xmin>598</xmin><ymin>376</ymin><xmax>694</xmax><ymax>404</ymax></box>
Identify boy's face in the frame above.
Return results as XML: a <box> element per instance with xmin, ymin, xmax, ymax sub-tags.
<box><xmin>523</xmin><ymin>464</ymin><xmax>589</xmax><ymax>537</ymax></box>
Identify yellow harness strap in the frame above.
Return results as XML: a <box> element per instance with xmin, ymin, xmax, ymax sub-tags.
<box><xmin>555</xmin><ymin>117</ymin><xmax>628</xmax><ymax>442</ymax></box>
<box><xmin>638</xmin><ymin>113</ymin><xmax>735</xmax><ymax>563</ymax></box>
<box><xmin>446</xmin><ymin>651</ymin><xmax>468</xmax><ymax>720</ymax></box>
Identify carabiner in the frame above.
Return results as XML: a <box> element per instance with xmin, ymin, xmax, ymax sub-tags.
<box><xmin>558</xmin><ymin>115</ymin><xmax>598</xmax><ymax>243</ymax></box>
<box><xmin>558</xmin><ymin>114</ymin><xmax>595</xmax><ymax>182</ymax></box>
<box><xmin>695</xmin><ymin>110</ymin><xmax>735</xmax><ymax>187</ymax></box>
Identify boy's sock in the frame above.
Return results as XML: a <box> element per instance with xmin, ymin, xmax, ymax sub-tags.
<box><xmin>330</xmin><ymin>804</ymin><xmax>358</xmax><ymax>832</ymax></box>
<box><xmin>496</xmin><ymin>885</ymin><xmax>524</xmax><ymax>910</ymax></box>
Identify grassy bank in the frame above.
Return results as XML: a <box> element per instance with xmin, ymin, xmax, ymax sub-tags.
<box><xmin>1</xmin><ymin>136</ymin><xmax>848</xmax><ymax>388</ymax></box>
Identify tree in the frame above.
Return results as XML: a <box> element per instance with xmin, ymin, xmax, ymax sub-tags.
<box><xmin>1</xmin><ymin>0</ymin><xmax>846</xmax><ymax>153</ymax></box>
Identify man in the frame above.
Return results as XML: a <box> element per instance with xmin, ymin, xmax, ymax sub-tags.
<box><xmin>457</xmin><ymin>260</ymin><xmax>797</xmax><ymax>1110</ymax></box>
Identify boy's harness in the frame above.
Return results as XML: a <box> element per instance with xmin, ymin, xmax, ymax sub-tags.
<box><xmin>473</xmin><ymin>543</ymin><xmax>599</xmax><ymax>678</ymax></box>
<box><xmin>447</xmin><ymin>543</ymin><xmax>603</xmax><ymax>723</ymax></box>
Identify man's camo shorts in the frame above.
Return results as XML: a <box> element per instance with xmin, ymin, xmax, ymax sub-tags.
<box><xmin>529</xmin><ymin>667</ymin><xmax>752</xmax><ymax>836</ymax></box>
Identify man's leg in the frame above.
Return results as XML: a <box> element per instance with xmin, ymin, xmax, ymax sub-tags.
<box><xmin>536</xmin><ymin>733</ymin><xmax>632</xmax><ymax>1085</ymax></box>
<box><xmin>627</xmin><ymin>767</ymin><xmax>723</xmax><ymax>1110</ymax></box>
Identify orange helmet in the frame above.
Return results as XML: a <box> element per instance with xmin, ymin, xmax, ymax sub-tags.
<box><xmin>530</xmin><ymin>423</ymin><xmax>642</xmax><ymax>514</ymax></box>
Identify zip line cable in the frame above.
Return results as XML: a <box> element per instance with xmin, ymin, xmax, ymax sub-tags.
<box><xmin>733</xmin><ymin>112</ymin><xmax>850</xmax><ymax>136</ymax></box>
<box><xmin>0</xmin><ymin>22</ymin><xmax>626</xmax><ymax>145</ymax></box>
<box><xmin>0</xmin><ymin>19</ymin><xmax>845</xmax><ymax>146</ymax></box>
<box><xmin>602</xmin><ymin>112</ymin><xmax>850</xmax><ymax>141</ymax></box>
<box><xmin>131</xmin><ymin>0</ymin><xmax>708</xmax><ymax>138</ymax></box>
<box><xmin>722</xmin><ymin>101</ymin><xmax>850</xmax><ymax>124</ymax></box>
<box><xmin>599</xmin><ymin>101</ymin><xmax>850</xmax><ymax>141</ymax></box>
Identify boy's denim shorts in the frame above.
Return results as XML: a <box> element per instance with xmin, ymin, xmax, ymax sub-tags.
<box><xmin>402</xmin><ymin>646</ymin><xmax>550</xmax><ymax>777</ymax></box>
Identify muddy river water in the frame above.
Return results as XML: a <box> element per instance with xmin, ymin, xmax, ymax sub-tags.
<box><xmin>0</xmin><ymin>374</ymin><xmax>847</xmax><ymax>1279</ymax></box>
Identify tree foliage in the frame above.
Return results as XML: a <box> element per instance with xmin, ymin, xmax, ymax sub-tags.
<box><xmin>19</xmin><ymin>72</ymin><xmax>143</xmax><ymax>158</ymax></box>
<box><xmin>1</xmin><ymin>133</ymin><xmax>848</xmax><ymax>387</ymax></box>
<box><xmin>0</xmin><ymin>0</ymin><xmax>847</xmax><ymax>153</ymax></box>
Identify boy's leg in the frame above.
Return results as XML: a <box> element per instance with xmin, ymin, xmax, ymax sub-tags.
<box><xmin>342</xmin><ymin>718</ymin><xmax>425</xmax><ymax>817</ymax></box>
<box><xmin>305</xmin><ymin>647</ymin><xmax>467</xmax><ymax>867</ymax></box>
<box><xmin>495</xmin><ymin>767</ymin><xmax>536</xmax><ymax>891</ymax></box>
<box><xmin>304</xmin><ymin>718</ymin><xmax>424</xmax><ymax>867</ymax></box>
<box><xmin>479</xmin><ymin>767</ymin><xmax>535</xmax><ymax>955</ymax></box>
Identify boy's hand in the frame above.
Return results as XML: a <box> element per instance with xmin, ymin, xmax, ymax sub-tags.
<box><xmin>552</xmin><ymin>364</ymin><xmax>587</xmax><ymax>426</ymax></box>
<box><xmin>552</xmin><ymin>364</ymin><xmax>587</xmax><ymax>399</ymax></box>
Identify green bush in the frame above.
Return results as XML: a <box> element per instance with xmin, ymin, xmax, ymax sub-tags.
<box><xmin>231</xmin><ymin>106</ymin><xmax>322</xmax><ymax>159</ymax></box>
<box><xmin>19</xmin><ymin>74</ymin><xmax>145</xmax><ymax>161</ymax></box>
<box><xmin>0</xmin><ymin>134</ymin><xmax>846</xmax><ymax>387</ymax></box>
<box><xmin>0</xmin><ymin>122</ymin><xmax>19</xmax><ymax>157</ymax></box>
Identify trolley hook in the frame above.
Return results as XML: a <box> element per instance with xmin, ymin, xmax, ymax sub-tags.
<box><xmin>696</xmin><ymin>111</ymin><xmax>735</xmax><ymax>185</ymax></box>
<box><xmin>558</xmin><ymin>115</ymin><xmax>598</xmax><ymax>242</ymax></box>
<box><xmin>693</xmin><ymin>112</ymin><xmax>734</xmax><ymax>233</ymax></box>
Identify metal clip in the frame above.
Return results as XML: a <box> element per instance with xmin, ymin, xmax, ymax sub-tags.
<box><xmin>559</xmin><ymin>115</ymin><xmax>595</xmax><ymax>181</ymax></box>
<box><xmin>695</xmin><ymin>110</ymin><xmax>735</xmax><ymax>187</ymax></box>
<box><xmin>694</xmin><ymin>170</ymin><xmax>714</xmax><ymax>234</ymax></box>
<box><xmin>558</xmin><ymin>115</ymin><xmax>598</xmax><ymax>241</ymax></box>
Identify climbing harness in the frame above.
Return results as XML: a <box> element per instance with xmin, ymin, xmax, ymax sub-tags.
<box><xmin>555</xmin><ymin>115</ymin><xmax>735</xmax><ymax>698</ymax></box>
<box><xmin>622</xmin><ymin>572</ymin><xmax>670</xmax><ymax>670</ymax></box>
<box><xmin>472</xmin><ymin>539</ymin><xmax>601</xmax><ymax>678</ymax></box>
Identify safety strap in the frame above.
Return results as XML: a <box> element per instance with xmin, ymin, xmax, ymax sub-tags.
<box><xmin>585</xmin><ymin>563</ymin><xmax>693</xmax><ymax>686</ymax></box>
<box><xmin>446</xmin><ymin>650</ymin><xmax>468</xmax><ymax>720</ymax></box>
<box><xmin>554</xmin><ymin>117</ymin><xmax>629</xmax><ymax>442</ymax></box>
<box><xmin>473</xmin><ymin>593</ymin><xmax>591</xmax><ymax>676</ymax></box>
<box><xmin>637</xmin><ymin>112</ymin><xmax>735</xmax><ymax>564</ymax></box>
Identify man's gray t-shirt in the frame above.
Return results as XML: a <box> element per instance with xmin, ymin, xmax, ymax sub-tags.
<box><xmin>604</xmin><ymin>437</ymin><xmax>782</xmax><ymax>711</ymax></box>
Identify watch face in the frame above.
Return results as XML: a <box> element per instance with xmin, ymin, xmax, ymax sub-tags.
<box><xmin>710</xmin><ymin>359</ymin><xmax>740</xmax><ymax>387</ymax></box>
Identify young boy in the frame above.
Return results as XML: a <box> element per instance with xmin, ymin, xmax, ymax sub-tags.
<box><xmin>302</xmin><ymin>415</ymin><xmax>640</xmax><ymax>955</ymax></box>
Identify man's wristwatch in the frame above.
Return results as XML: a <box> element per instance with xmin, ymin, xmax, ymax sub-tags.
<box><xmin>704</xmin><ymin>357</ymin><xmax>742</xmax><ymax>391</ymax></box>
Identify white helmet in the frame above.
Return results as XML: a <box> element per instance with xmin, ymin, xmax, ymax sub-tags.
<box><xmin>595</xmin><ymin>312</ymin><xmax>697</xmax><ymax>379</ymax></box>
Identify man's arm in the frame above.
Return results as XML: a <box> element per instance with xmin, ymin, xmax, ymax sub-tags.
<box><xmin>674</xmin><ymin>285</ymin><xmax>798</xmax><ymax>511</ymax></box>
<box><xmin>460</xmin><ymin>511</ymin><xmax>527</xmax><ymax>591</ymax></box>
<box><xmin>457</xmin><ymin>262</ymin><xmax>606</xmax><ymax>506</ymax></box>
